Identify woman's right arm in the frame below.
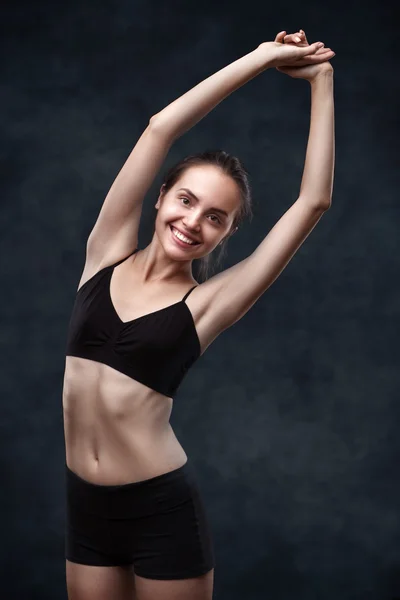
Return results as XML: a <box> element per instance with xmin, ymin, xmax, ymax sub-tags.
<box><xmin>85</xmin><ymin>46</ymin><xmax>270</xmax><ymax>269</ymax></box>
<box><xmin>149</xmin><ymin>37</ymin><xmax>330</xmax><ymax>141</ymax></box>
<box><xmin>150</xmin><ymin>46</ymin><xmax>270</xmax><ymax>141</ymax></box>
<box><xmin>85</xmin><ymin>124</ymin><xmax>174</xmax><ymax>269</ymax></box>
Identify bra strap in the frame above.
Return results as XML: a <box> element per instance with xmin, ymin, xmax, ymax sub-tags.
<box><xmin>111</xmin><ymin>248</ymin><xmax>139</xmax><ymax>269</ymax></box>
<box><xmin>182</xmin><ymin>285</ymin><xmax>197</xmax><ymax>302</ymax></box>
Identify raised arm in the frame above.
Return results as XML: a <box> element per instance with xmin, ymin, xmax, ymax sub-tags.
<box><xmin>150</xmin><ymin>36</ymin><xmax>333</xmax><ymax>141</ymax></box>
<box><xmin>85</xmin><ymin>33</ymin><xmax>332</xmax><ymax>274</ymax></box>
<box><xmin>298</xmin><ymin>68</ymin><xmax>335</xmax><ymax>205</ymax></box>
<box><xmin>85</xmin><ymin>124</ymin><xmax>174</xmax><ymax>270</ymax></box>
<box><xmin>86</xmin><ymin>46</ymin><xmax>271</xmax><ymax>271</ymax></box>
<box><xmin>197</xmin><ymin>38</ymin><xmax>336</xmax><ymax>331</ymax></box>
<box><xmin>82</xmin><ymin>42</ymin><xmax>277</xmax><ymax>269</ymax></box>
<box><xmin>276</xmin><ymin>28</ymin><xmax>335</xmax><ymax>206</ymax></box>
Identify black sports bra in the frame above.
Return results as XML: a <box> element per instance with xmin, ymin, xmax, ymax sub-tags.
<box><xmin>65</xmin><ymin>248</ymin><xmax>201</xmax><ymax>397</ymax></box>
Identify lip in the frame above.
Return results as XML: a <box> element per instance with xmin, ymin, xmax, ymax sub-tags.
<box><xmin>170</xmin><ymin>225</ymin><xmax>201</xmax><ymax>247</ymax></box>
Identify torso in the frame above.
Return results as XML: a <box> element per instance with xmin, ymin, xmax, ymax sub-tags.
<box><xmin>63</xmin><ymin>249</ymin><xmax>218</xmax><ymax>485</ymax></box>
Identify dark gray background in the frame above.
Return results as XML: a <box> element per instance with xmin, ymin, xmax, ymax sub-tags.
<box><xmin>2</xmin><ymin>0</ymin><xmax>399</xmax><ymax>598</ymax></box>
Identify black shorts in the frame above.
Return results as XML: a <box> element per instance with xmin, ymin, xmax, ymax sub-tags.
<box><xmin>65</xmin><ymin>459</ymin><xmax>215</xmax><ymax>580</ymax></box>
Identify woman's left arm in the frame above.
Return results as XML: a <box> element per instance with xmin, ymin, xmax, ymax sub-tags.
<box><xmin>299</xmin><ymin>67</ymin><xmax>335</xmax><ymax>208</ymax></box>
<box><xmin>195</xmin><ymin>54</ymin><xmax>336</xmax><ymax>331</ymax></box>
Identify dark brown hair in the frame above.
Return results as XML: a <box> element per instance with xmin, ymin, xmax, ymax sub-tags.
<box><xmin>160</xmin><ymin>150</ymin><xmax>253</xmax><ymax>282</ymax></box>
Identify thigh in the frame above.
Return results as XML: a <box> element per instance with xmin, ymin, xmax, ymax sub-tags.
<box><xmin>132</xmin><ymin>465</ymin><xmax>215</xmax><ymax>580</ymax></box>
<box><xmin>66</xmin><ymin>560</ymin><xmax>136</xmax><ymax>600</ymax></box>
<box><xmin>134</xmin><ymin>568</ymin><xmax>214</xmax><ymax>600</ymax></box>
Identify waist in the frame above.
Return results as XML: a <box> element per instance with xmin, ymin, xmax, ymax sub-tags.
<box><xmin>64</xmin><ymin>415</ymin><xmax>188</xmax><ymax>485</ymax></box>
<box><xmin>62</xmin><ymin>358</ymin><xmax>185</xmax><ymax>484</ymax></box>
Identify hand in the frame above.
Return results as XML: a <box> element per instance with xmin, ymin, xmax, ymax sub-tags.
<box><xmin>258</xmin><ymin>30</ymin><xmax>335</xmax><ymax>77</ymax></box>
<box><xmin>273</xmin><ymin>29</ymin><xmax>335</xmax><ymax>81</ymax></box>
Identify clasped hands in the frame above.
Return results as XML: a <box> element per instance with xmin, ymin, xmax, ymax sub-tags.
<box><xmin>259</xmin><ymin>29</ymin><xmax>335</xmax><ymax>81</ymax></box>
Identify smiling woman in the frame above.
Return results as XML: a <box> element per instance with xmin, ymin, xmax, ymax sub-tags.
<box><xmin>63</xmin><ymin>26</ymin><xmax>334</xmax><ymax>600</ymax></box>
<box><xmin>156</xmin><ymin>150</ymin><xmax>252</xmax><ymax>281</ymax></box>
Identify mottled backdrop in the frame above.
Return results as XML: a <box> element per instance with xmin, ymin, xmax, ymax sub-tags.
<box><xmin>2</xmin><ymin>0</ymin><xmax>399</xmax><ymax>598</ymax></box>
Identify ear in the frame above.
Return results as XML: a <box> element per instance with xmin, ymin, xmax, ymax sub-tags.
<box><xmin>219</xmin><ymin>226</ymin><xmax>239</xmax><ymax>246</ymax></box>
<box><xmin>155</xmin><ymin>184</ymin><xmax>167</xmax><ymax>210</ymax></box>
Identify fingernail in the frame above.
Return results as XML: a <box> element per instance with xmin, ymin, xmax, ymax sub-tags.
<box><xmin>295</xmin><ymin>36</ymin><xmax>301</xmax><ymax>42</ymax></box>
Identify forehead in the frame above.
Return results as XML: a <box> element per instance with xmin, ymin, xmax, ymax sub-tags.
<box><xmin>176</xmin><ymin>165</ymin><xmax>241</xmax><ymax>211</ymax></box>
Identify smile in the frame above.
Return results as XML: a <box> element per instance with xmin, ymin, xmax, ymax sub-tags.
<box><xmin>170</xmin><ymin>226</ymin><xmax>201</xmax><ymax>246</ymax></box>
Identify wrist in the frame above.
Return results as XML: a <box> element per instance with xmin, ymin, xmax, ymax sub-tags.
<box><xmin>309</xmin><ymin>66</ymin><xmax>334</xmax><ymax>85</ymax></box>
<box><xmin>255</xmin><ymin>42</ymin><xmax>278</xmax><ymax>70</ymax></box>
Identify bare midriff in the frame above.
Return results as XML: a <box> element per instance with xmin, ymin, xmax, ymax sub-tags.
<box><xmin>63</xmin><ymin>355</ymin><xmax>188</xmax><ymax>486</ymax></box>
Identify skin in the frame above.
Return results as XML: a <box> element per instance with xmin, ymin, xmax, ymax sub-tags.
<box><xmin>274</xmin><ymin>29</ymin><xmax>335</xmax><ymax>80</ymax></box>
<box><xmin>259</xmin><ymin>28</ymin><xmax>335</xmax><ymax>72</ymax></box>
<box><xmin>65</xmin><ymin>27</ymin><xmax>334</xmax><ymax>600</ymax></box>
<box><xmin>141</xmin><ymin>29</ymin><xmax>335</xmax><ymax>289</ymax></box>
<box><xmin>150</xmin><ymin>164</ymin><xmax>241</xmax><ymax>282</ymax></box>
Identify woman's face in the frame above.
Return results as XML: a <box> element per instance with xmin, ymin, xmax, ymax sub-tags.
<box><xmin>155</xmin><ymin>165</ymin><xmax>241</xmax><ymax>258</ymax></box>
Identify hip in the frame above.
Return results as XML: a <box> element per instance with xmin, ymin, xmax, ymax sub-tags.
<box><xmin>65</xmin><ymin>457</ymin><xmax>215</xmax><ymax>575</ymax></box>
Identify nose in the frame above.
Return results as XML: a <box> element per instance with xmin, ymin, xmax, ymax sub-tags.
<box><xmin>182</xmin><ymin>213</ymin><xmax>201</xmax><ymax>232</ymax></box>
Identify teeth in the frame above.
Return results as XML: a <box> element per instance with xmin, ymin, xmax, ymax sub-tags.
<box><xmin>172</xmin><ymin>227</ymin><xmax>196</xmax><ymax>245</ymax></box>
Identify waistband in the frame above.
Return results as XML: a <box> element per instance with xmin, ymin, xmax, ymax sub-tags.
<box><xmin>65</xmin><ymin>460</ymin><xmax>197</xmax><ymax>519</ymax></box>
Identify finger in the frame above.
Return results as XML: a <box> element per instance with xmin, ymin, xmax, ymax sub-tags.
<box><xmin>305</xmin><ymin>46</ymin><xmax>332</xmax><ymax>57</ymax></box>
<box><xmin>316</xmin><ymin>48</ymin><xmax>335</xmax><ymax>58</ymax></box>
<box><xmin>299</xmin><ymin>50</ymin><xmax>335</xmax><ymax>63</ymax></box>
<box><xmin>299</xmin><ymin>48</ymin><xmax>334</xmax><ymax>60</ymax></box>
<box><xmin>312</xmin><ymin>48</ymin><xmax>335</xmax><ymax>58</ymax></box>
<box><xmin>275</xmin><ymin>31</ymin><xmax>286</xmax><ymax>43</ymax></box>
<box><xmin>299</xmin><ymin>29</ymin><xmax>309</xmax><ymax>44</ymax></box>
<box><xmin>284</xmin><ymin>32</ymin><xmax>303</xmax><ymax>44</ymax></box>
<box><xmin>283</xmin><ymin>34</ymin><xmax>298</xmax><ymax>43</ymax></box>
<box><xmin>296</xmin><ymin>30</ymin><xmax>306</xmax><ymax>41</ymax></box>
<box><xmin>302</xmin><ymin>41</ymin><xmax>325</xmax><ymax>55</ymax></box>
<box><xmin>315</xmin><ymin>51</ymin><xmax>336</xmax><ymax>61</ymax></box>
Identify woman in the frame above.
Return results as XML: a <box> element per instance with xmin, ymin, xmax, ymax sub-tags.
<box><xmin>63</xmin><ymin>29</ymin><xmax>335</xmax><ymax>600</ymax></box>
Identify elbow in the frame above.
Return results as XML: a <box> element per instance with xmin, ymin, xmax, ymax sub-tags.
<box><xmin>148</xmin><ymin>113</ymin><xmax>164</xmax><ymax>134</ymax></box>
<box><xmin>313</xmin><ymin>193</ymin><xmax>333</xmax><ymax>211</ymax></box>
<box><xmin>148</xmin><ymin>113</ymin><xmax>176</xmax><ymax>141</ymax></box>
<box><xmin>319</xmin><ymin>198</ymin><xmax>332</xmax><ymax>211</ymax></box>
<box><xmin>149</xmin><ymin>113</ymin><xmax>160</xmax><ymax>128</ymax></box>
<box><xmin>299</xmin><ymin>195</ymin><xmax>332</xmax><ymax>211</ymax></box>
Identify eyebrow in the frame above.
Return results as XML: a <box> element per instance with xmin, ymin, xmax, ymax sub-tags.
<box><xmin>178</xmin><ymin>188</ymin><xmax>229</xmax><ymax>218</ymax></box>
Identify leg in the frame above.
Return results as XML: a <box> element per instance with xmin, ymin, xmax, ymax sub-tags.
<box><xmin>65</xmin><ymin>466</ymin><xmax>138</xmax><ymax>600</ymax></box>
<box><xmin>134</xmin><ymin>568</ymin><xmax>214</xmax><ymax>600</ymax></box>
<box><xmin>66</xmin><ymin>560</ymin><xmax>137</xmax><ymax>600</ymax></box>
<box><xmin>132</xmin><ymin>462</ymin><xmax>215</xmax><ymax>598</ymax></box>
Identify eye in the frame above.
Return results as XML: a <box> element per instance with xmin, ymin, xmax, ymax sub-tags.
<box><xmin>179</xmin><ymin>196</ymin><xmax>221</xmax><ymax>224</ymax></box>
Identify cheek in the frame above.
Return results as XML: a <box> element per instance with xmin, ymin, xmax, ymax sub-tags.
<box><xmin>156</xmin><ymin>205</ymin><xmax>174</xmax><ymax>224</ymax></box>
<box><xmin>160</xmin><ymin>202</ymin><xmax>180</xmax><ymax>219</ymax></box>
